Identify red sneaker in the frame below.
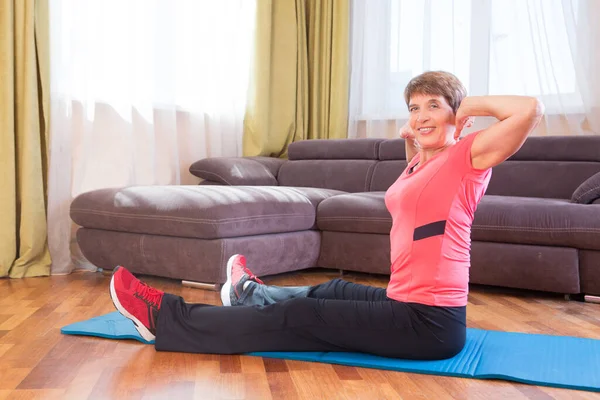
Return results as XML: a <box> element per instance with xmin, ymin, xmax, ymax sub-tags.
<box><xmin>220</xmin><ymin>254</ymin><xmax>264</xmax><ymax>306</ymax></box>
<box><xmin>109</xmin><ymin>266</ymin><xmax>164</xmax><ymax>342</ymax></box>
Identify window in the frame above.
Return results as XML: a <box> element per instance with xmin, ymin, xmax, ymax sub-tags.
<box><xmin>51</xmin><ymin>0</ymin><xmax>256</xmax><ymax>114</ymax></box>
<box><xmin>350</xmin><ymin>0</ymin><xmax>581</xmax><ymax>120</ymax></box>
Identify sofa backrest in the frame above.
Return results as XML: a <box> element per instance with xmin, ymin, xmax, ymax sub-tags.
<box><xmin>486</xmin><ymin>136</ymin><xmax>600</xmax><ymax>199</ymax></box>
<box><xmin>369</xmin><ymin>139</ymin><xmax>407</xmax><ymax>191</ymax></box>
<box><xmin>278</xmin><ymin>139</ymin><xmax>384</xmax><ymax>192</ymax></box>
<box><xmin>279</xmin><ymin>135</ymin><xmax>600</xmax><ymax>198</ymax></box>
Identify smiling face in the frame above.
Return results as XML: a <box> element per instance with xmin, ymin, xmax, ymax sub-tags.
<box><xmin>408</xmin><ymin>93</ymin><xmax>458</xmax><ymax>150</ymax></box>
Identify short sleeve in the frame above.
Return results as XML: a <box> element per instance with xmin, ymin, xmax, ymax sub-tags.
<box><xmin>455</xmin><ymin>131</ymin><xmax>491</xmax><ymax>178</ymax></box>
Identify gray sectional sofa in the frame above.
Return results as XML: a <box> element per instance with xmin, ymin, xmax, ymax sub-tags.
<box><xmin>70</xmin><ymin>135</ymin><xmax>600</xmax><ymax>298</ymax></box>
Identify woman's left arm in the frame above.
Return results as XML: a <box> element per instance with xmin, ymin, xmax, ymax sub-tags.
<box><xmin>455</xmin><ymin>96</ymin><xmax>545</xmax><ymax>170</ymax></box>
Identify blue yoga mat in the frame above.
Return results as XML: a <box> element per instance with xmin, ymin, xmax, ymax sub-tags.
<box><xmin>61</xmin><ymin>312</ymin><xmax>600</xmax><ymax>392</ymax></box>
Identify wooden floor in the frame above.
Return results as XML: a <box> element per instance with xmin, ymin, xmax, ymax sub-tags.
<box><xmin>1</xmin><ymin>269</ymin><xmax>600</xmax><ymax>400</ymax></box>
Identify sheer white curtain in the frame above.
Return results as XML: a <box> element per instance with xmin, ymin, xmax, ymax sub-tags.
<box><xmin>47</xmin><ymin>0</ymin><xmax>257</xmax><ymax>274</ymax></box>
<box><xmin>348</xmin><ymin>0</ymin><xmax>599</xmax><ymax>139</ymax></box>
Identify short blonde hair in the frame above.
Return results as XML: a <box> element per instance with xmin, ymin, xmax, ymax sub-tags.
<box><xmin>404</xmin><ymin>71</ymin><xmax>467</xmax><ymax>114</ymax></box>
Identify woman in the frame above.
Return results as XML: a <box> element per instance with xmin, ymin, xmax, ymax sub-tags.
<box><xmin>109</xmin><ymin>71</ymin><xmax>544</xmax><ymax>359</ymax></box>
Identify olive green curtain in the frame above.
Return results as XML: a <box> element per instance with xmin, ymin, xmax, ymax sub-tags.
<box><xmin>0</xmin><ymin>0</ymin><xmax>51</xmax><ymax>278</ymax></box>
<box><xmin>243</xmin><ymin>0</ymin><xmax>350</xmax><ymax>158</ymax></box>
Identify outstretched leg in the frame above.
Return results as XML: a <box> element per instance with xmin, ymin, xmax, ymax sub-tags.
<box><xmin>222</xmin><ymin>254</ymin><xmax>389</xmax><ymax>307</ymax></box>
<box><xmin>157</xmin><ymin>293</ymin><xmax>465</xmax><ymax>359</ymax></box>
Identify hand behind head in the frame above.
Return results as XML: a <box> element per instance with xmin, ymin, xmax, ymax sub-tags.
<box><xmin>399</xmin><ymin>122</ymin><xmax>416</xmax><ymax>140</ymax></box>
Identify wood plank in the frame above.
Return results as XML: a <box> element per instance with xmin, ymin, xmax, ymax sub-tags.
<box><xmin>219</xmin><ymin>355</ymin><xmax>242</xmax><ymax>374</ymax></box>
<box><xmin>268</xmin><ymin>371</ymin><xmax>300</xmax><ymax>400</ymax></box>
<box><xmin>332</xmin><ymin>365</ymin><xmax>362</xmax><ymax>381</ymax></box>
<box><xmin>263</xmin><ymin>358</ymin><xmax>289</xmax><ymax>373</ymax></box>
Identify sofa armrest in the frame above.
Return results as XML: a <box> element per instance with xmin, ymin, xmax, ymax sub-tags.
<box><xmin>571</xmin><ymin>171</ymin><xmax>600</xmax><ymax>204</ymax></box>
<box><xmin>189</xmin><ymin>157</ymin><xmax>280</xmax><ymax>186</ymax></box>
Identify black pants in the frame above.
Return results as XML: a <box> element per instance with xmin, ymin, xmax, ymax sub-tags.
<box><xmin>155</xmin><ymin>279</ymin><xmax>466</xmax><ymax>360</ymax></box>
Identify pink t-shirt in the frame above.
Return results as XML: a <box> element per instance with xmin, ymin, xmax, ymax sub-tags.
<box><xmin>384</xmin><ymin>132</ymin><xmax>491</xmax><ymax>307</ymax></box>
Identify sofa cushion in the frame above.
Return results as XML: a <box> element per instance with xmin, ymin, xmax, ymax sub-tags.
<box><xmin>369</xmin><ymin>160</ymin><xmax>407</xmax><ymax>191</ymax></box>
<box><xmin>507</xmin><ymin>135</ymin><xmax>600</xmax><ymax>162</ymax></box>
<box><xmin>472</xmin><ymin>195</ymin><xmax>600</xmax><ymax>250</ymax></box>
<box><xmin>71</xmin><ymin>186</ymin><xmax>343</xmax><ymax>240</ymax></box>
<box><xmin>378</xmin><ymin>139</ymin><xmax>407</xmax><ymax>160</ymax></box>
<box><xmin>288</xmin><ymin>138</ymin><xmax>383</xmax><ymax>160</ymax></box>
<box><xmin>317</xmin><ymin>192</ymin><xmax>392</xmax><ymax>234</ymax></box>
<box><xmin>571</xmin><ymin>171</ymin><xmax>600</xmax><ymax>204</ymax></box>
<box><xmin>486</xmin><ymin>161</ymin><xmax>600</xmax><ymax>199</ymax></box>
<box><xmin>277</xmin><ymin>160</ymin><xmax>377</xmax><ymax>193</ymax></box>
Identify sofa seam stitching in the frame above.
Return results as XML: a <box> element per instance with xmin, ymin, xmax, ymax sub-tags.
<box><xmin>140</xmin><ymin>234</ymin><xmax>147</xmax><ymax>261</ymax></box>
<box><xmin>368</xmin><ymin>162</ymin><xmax>380</xmax><ymax>191</ymax></box>
<box><xmin>71</xmin><ymin>209</ymin><xmax>312</xmax><ymax>223</ymax></box>
<box><xmin>365</xmin><ymin>163</ymin><xmax>374</xmax><ymax>192</ymax></box>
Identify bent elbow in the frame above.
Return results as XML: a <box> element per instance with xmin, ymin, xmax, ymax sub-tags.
<box><xmin>521</xmin><ymin>98</ymin><xmax>544</xmax><ymax>135</ymax></box>
<box><xmin>529</xmin><ymin>98</ymin><xmax>545</xmax><ymax>119</ymax></box>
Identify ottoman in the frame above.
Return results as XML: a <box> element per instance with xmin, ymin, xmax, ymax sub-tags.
<box><xmin>70</xmin><ymin>185</ymin><xmax>344</xmax><ymax>289</ymax></box>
